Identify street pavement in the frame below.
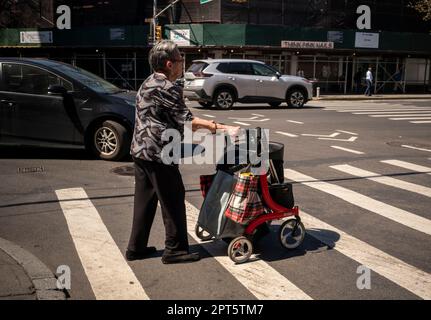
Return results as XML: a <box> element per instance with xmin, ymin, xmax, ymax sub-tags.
<box><xmin>0</xmin><ymin>98</ymin><xmax>430</xmax><ymax>300</ymax></box>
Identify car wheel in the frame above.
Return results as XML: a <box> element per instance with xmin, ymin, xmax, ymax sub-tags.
<box><xmin>90</xmin><ymin>120</ymin><xmax>130</xmax><ymax>161</ymax></box>
<box><xmin>269</xmin><ymin>102</ymin><xmax>281</xmax><ymax>108</ymax></box>
<box><xmin>287</xmin><ymin>89</ymin><xmax>306</xmax><ymax>108</ymax></box>
<box><xmin>214</xmin><ymin>89</ymin><xmax>235</xmax><ymax>109</ymax></box>
<box><xmin>198</xmin><ymin>101</ymin><xmax>213</xmax><ymax>108</ymax></box>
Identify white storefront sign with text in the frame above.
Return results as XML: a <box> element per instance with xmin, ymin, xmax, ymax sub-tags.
<box><xmin>355</xmin><ymin>32</ymin><xmax>379</xmax><ymax>49</ymax></box>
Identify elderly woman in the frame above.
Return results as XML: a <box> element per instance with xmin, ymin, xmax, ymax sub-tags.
<box><xmin>126</xmin><ymin>40</ymin><xmax>239</xmax><ymax>264</ymax></box>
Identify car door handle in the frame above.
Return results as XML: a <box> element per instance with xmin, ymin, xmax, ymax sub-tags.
<box><xmin>228</xmin><ymin>76</ymin><xmax>236</xmax><ymax>81</ymax></box>
<box><xmin>0</xmin><ymin>99</ymin><xmax>16</xmax><ymax>107</ymax></box>
<box><xmin>255</xmin><ymin>79</ymin><xmax>263</xmax><ymax>83</ymax></box>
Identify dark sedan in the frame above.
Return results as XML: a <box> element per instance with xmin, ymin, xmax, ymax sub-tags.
<box><xmin>0</xmin><ymin>58</ymin><xmax>137</xmax><ymax>160</ymax></box>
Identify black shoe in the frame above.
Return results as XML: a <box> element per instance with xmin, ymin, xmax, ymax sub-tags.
<box><xmin>162</xmin><ymin>252</ymin><xmax>200</xmax><ymax>264</ymax></box>
<box><xmin>126</xmin><ymin>247</ymin><xmax>157</xmax><ymax>261</ymax></box>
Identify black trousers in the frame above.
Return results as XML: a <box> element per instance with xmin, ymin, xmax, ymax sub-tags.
<box><xmin>127</xmin><ymin>158</ymin><xmax>189</xmax><ymax>255</ymax></box>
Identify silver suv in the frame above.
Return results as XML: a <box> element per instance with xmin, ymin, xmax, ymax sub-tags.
<box><xmin>183</xmin><ymin>59</ymin><xmax>313</xmax><ymax>109</ymax></box>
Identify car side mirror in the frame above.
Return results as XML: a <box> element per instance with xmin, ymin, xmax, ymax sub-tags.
<box><xmin>276</xmin><ymin>72</ymin><xmax>281</xmax><ymax>79</ymax></box>
<box><xmin>48</xmin><ymin>84</ymin><xmax>67</xmax><ymax>96</ymax></box>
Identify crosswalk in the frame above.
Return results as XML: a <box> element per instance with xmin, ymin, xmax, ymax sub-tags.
<box><xmin>323</xmin><ymin>101</ymin><xmax>431</xmax><ymax>125</ymax></box>
<box><xmin>53</xmin><ymin>158</ymin><xmax>431</xmax><ymax>300</ymax></box>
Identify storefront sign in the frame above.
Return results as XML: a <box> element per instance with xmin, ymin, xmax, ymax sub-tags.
<box><xmin>110</xmin><ymin>28</ymin><xmax>125</xmax><ymax>41</ymax></box>
<box><xmin>20</xmin><ymin>31</ymin><xmax>53</xmax><ymax>44</ymax></box>
<box><xmin>281</xmin><ymin>41</ymin><xmax>334</xmax><ymax>49</ymax></box>
<box><xmin>170</xmin><ymin>29</ymin><xmax>191</xmax><ymax>46</ymax></box>
<box><xmin>327</xmin><ymin>31</ymin><xmax>343</xmax><ymax>44</ymax></box>
<box><xmin>355</xmin><ymin>32</ymin><xmax>379</xmax><ymax>49</ymax></box>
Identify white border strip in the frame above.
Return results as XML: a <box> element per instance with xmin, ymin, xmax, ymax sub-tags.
<box><xmin>284</xmin><ymin>169</ymin><xmax>431</xmax><ymax>236</ymax></box>
<box><xmin>401</xmin><ymin>145</ymin><xmax>431</xmax><ymax>153</ymax></box>
<box><xmin>55</xmin><ymin>188</ymin><xmax>149</xmax><ymax>300</ymax></box>
<box><xmin>330</xmin><ymin>146</ymin><xmax>364</xmax><ymax>155</ymax></box>
<box><xmin>298</xmin><ymin>210</ymin><xmax>431</xmax><ymax>300</ymax></box>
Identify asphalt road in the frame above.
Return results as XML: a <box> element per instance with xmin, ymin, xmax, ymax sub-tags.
<box><xmin>0</xmin><ymin>99</ymin><xmax>430</xmax><ymax>300</ymax></box>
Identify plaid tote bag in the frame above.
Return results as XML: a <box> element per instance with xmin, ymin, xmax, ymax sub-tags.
<box><xmin>225</xmin><ymin>173</ymin><xmax>265</xmax><ymax>225</ymax></box>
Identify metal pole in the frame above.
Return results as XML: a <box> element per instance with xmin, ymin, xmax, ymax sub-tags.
<box><xmin>153</xmin><ymin>0</ymin><xmax>157</xmax><ymax>43</ymax></box>
<box><xmin>375</xmin><ymin>57</ymin><xmax>379</xmax><ymax>94</ymax></box>
<box><xmin>134</xmin><ymin>51</ymin><xmax>137</xmax><ymax>90</ymax></box>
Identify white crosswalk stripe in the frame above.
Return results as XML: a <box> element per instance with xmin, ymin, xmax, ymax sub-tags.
<box><xmin>323</xmin><ymin>104</ymin><xmax>431</xmax><ymax>124</ymax></box>
<box><xmin>55</xmin><ymin>188</ymin><xmax>150</xmax><ymax>300</ymax></box>
<box><xmin>381</xmin><ymin>160</ymin><xmax>431</xmax><ymax>176</ymax></box>
<box><xmin>289</xmin><ymin>210</ymin><xmax>431</xmax><ymax>300</ymax></box>
<box><xmin>330</xmin><ymin>164</ymin><xmax>431</xmax><ymax>197</ymax></box>
<box><xmin>284</xmin><ymin>169</ymin><xmax>431</xmax><ymax>236</ymax></box>
<box><xmin>184</xmin><ymin>201</ymin><xmax>312</xmax><ymax>300</ymax></box>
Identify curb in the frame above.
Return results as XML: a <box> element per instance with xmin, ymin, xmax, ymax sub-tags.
<box><xmin>0</xmin><ymin>237</ymin><xmax>66</xmax><ymax>300</ymax></box>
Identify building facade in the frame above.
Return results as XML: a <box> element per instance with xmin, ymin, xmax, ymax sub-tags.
<box><xmin>0</xmin><ymin>0</ymin><xmax>430</xmax><ymax>93</ymax></box>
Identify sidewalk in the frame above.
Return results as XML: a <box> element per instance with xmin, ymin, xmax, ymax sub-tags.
<box><xmin>0</xmin><ymin>249</ymin><xmax>36</xmax><ymax>300</ymax></box>
<box><xmin>0</xmin><ymin>237</ymin><xmax>66</xmax><ymax>300</ymax></box>
<box><xmin>316</xmin><ymin>94</ymin><xmax>431</xmax><ymax>101</ymax></box>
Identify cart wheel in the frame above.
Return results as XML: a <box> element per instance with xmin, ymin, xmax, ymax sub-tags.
<box><xmin>228</xmin><ymin>236</ymin><xmax>253</xmax><ymax>264</ymax></box>
<box><xmin>195</xmin><ymin>224</ymin><xmax>213</xmax><ymax>241</ymax></box>
<box><xmin>279</xmin><ymin>219</ymin><xmax>305</xmax><ymax>250</ymax></box>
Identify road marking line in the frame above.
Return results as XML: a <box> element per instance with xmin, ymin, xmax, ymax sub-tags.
<box><xmin>302</xmin><ymin>132</ymin><xmax>340</xmax><ymax>138</ymax></box>
<box><xmin>185</xmin><ymin>201</ymin><xmax>312</xmax><ymax>300</ymax></box>
<box><xmin>371</xmin><ymin>114</ymin><xmax>431</xmax><ymax>118</ymax></box>
<box><xmin>333</xmin><ymin>109</ymin><xmax>429</xmax><ymax>113</ymax></box>
<box><xmin>293</xmin><ymin>210</ymin><xmax>431</xmax><ymax>300</ymax></box>
<box><xmin>233</xmin><ymin>121</ymin><xmax>251</xmax><ymax>126</ymax></box>
<box><xmin>319</xmin><ymin>136</ymin><xmax>357</xmax><ymax>142</ymax></box>
<box><xmin>252</xmin><ymin>113</ymin><xmax>265</xmax><ymax>117</ymax></box>
<box><xmin>275</xmin><ymin>131</ymin><xmax>298</xmax><ymax>138</ymax></box>
<box><xmin>330</xmin><ymin>146</ymin><xmax>364</xmax><ymax>154</ymax></box>
<box><xmin>229</xmin><ymin>116</ymin><xmax>258</xmax><ymax>120</ymax></box>
<box><xmin>389</xmin><ymin>117</ymin><xmax>431</xmax><ymax>120</ymax></box>
<box><xmin>354</xmin><ymin>110</ymin><xmax>431</xmax><ymax>115</ymax></box>
<box><xmin>401</xmin><ymin>145</ymin><xmax>431</xmax><ymax>153</ymax></box>
<box><xmin>330</xmin><ymin>164</ymin><xmax>431</xmax><ymax>198</ymax></box>
<box><xmin>55</xmin><ymin>188</ymin><xmax>149</xmax><ymax>300</ymax></box>
<box><xmin>202</xmin><ymin>114</ymin><xmax>215</xmax><ymax>118</ymax></box>
<box><xmin>381</xmin><ymin>160</ymin><xmax>431</xmax><ymax>176</ymax></box>
<box><xmin>336</xmin><ymin>130</ymin><xmax>358</xmax><ymax>135</ymax></box>
<box><xmin>410</xmin><ymin>121</ymin><xmax>431</xmax><ymax>124</ymax></box>
<box><xmin>287</xmin><ymin>120</ymin><xmax>304</xmax><ymax>124</ymax></box>
<box><xmin>284</xmin><ymin>169</ymin><xmax>431</xmax><ymax>236</ymax></box>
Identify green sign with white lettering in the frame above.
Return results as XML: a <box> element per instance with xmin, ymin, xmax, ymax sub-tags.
<box><xmin>200</xmin><ymin>0</ymin><xmax>213</xmax><ymax>4</ymax></box>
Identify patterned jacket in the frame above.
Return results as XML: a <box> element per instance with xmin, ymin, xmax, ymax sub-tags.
<box><xmin>130</xmin><ymin>72</ymin><xmax>194</xmax><ymax>163</ymax></box>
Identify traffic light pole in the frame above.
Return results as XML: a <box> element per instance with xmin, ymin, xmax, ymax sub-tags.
<box><xmin>153</xmin><ymin>0</ymin><xmax>183</xmax><ymax>43</ymax></box>
<box><xmin>153</xmin><ymin>0</ymin><xmax>157</xmax><ymax>43</ymax></box>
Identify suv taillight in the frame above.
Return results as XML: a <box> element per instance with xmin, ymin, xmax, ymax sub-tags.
<box><xmin>194</xmin><ymin>72</ymin><xmax>213</xmax><ymax>78</ymax></box>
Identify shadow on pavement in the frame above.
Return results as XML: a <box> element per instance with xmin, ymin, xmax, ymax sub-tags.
<box><xmin>0</xmin><ymin>145</ymin><xmax>132</xmax><ymax>162</ymax></box>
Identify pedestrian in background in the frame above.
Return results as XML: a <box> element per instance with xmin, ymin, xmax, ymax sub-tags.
<box><xmin>364</xmin><ymin>67</ymin><xmax>373</xmax><ymax>96</ymax></box>
<box><xmin>126</xmin><ymin>40</ymin><xmax>239</xmax><ymax>264</ymax></box>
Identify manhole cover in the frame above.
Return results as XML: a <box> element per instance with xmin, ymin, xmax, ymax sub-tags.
<box><xmin>387</xmin><ymin>141</ymin><xmax>431</xmax><ymax>149</ymax></box>
<box><xmin>17</xmin><ymin>166</ymin><xmax>44</xmax><ymax>174</ymax></box>
<box><xmin>111</xmin><ymin>165</ymin><xmax>134</xmax><ymax>176</ymax></box>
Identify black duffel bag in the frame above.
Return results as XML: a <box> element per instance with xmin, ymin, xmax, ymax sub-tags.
<box><xmin>268</xmin><ymin>182</ymin><xmax>294</xmax><ymax>209</ymax></box>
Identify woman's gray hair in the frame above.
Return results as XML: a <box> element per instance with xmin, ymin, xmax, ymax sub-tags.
<box><xmin>149</xmin><ymin>40</ymin><xmax>179</xmax><ymax>72</ymax></box>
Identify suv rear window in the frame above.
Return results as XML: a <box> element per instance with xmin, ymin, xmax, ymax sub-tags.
<box><xmin>187</xmin><ymin>62</ymin><xmax>208</xmax><ymax>74</ymax></box>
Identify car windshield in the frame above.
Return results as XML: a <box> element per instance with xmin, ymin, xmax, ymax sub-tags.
<box><xmin>53</xmin><ymin>63</ymin><xmax>123</xmax><ymax>94</ymax></box>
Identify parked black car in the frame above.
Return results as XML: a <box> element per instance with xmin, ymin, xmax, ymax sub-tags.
<box><xmin>0</xmin><ymin>58</ymin><xmax>137</xmax><ymax>160</ymax></box>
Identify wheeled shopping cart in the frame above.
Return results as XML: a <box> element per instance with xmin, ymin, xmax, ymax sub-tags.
<box><xmin>195</xmin><ymin>128</ymin><xmax>305</xmax><ymax>264</ymax></box>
